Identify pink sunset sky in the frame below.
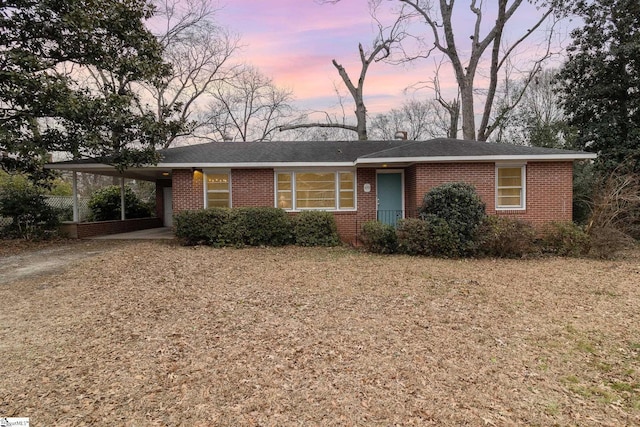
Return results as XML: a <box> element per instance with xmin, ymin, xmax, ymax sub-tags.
<box><xmin>214</xmin><ymin>0</ymin><xmax>574</xmax><ymax>115</ymax></box>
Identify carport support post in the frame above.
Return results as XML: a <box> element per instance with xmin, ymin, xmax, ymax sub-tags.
<box><xmin>72</xmin><ymin>171</ymin><xmax>79</xmax><ymax>222</ymax></box>
<box><xmin>120</xmin><ymin>177</ymin><xmax>126</xmax><ymax>221</ymax></box>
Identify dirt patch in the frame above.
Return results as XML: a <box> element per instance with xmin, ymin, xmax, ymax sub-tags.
<box><xmin>0</xmin><ymin>240</ymin><xmax>126</xmax><ymax>285</ymax></box>
<box><xmin>0</xmin><ymin>242</ymin><xmax>639</xmax><ymax>426</ymax></box>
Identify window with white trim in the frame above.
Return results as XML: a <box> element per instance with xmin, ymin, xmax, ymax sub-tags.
<box><xmin>496</xmin><ymin>165</ymin><xmax>525</xmax><ymax>209</ymax></box>
<box><xmin>276</xmin><ymin>171</ymin><xmax>356</xmax><ymax>210</ymax></box>
<box><xmin>205</xmin><ymin>172</ymin><xmax>230</xmax><ymax>208</ymax></box>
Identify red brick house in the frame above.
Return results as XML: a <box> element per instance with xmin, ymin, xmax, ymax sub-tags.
<box><xmin>49</xmin><ymin>138</ymin><xmax>596</xmax><ymax>242</ymax></box>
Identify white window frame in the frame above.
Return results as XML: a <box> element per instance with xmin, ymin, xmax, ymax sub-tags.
<box><xmin>203</xmin><ymin>169</ymin><xmax>232</xmax><ymax>208</ymax></box>
<box><xmin>274</xmin><ymin>168</ymin><xmax>357</xmax><ymax>212</ymax></box>
<box><xmin>495</xmin><ymin>164</ymin><xmax>526</xmax><ymax>210</ymax></box>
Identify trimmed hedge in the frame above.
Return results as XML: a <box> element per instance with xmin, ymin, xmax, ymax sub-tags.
<box><xmin>293</xmin><ymin>211</ymin><xmax>340</xmax><ymax>247</ymax></box>
<box><xmin>225</xmin><ymin>207</ymin><xmax>293</xmax><ymax>247</ymax></box>
<box><xmin>360</xmin><ymin>220</ymin><xmax>397</xmax><ymax>254</ymax></box>
<box><xmin>175</xmin><ymin>208</ymin><xmax>347</xmax><ymax>248</ymax></box>
<box><xmin>396</xmin><ymin>216</ymin><xmax>459</xmax><ymax>257</ymax></box>
<box><xmin>174</xmin><ymin>208</ymin><xmax>230</xmax><ymax>246</ymax></box>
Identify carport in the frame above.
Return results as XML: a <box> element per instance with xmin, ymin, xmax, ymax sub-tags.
<box><xmin>45</xmin><ymin>160</ymin><xmax>174</xmax><ymax>238</ymax></box>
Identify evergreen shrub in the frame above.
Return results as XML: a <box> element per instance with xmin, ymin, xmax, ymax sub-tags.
<box><xmin>418</xmin><ymin>182</ymin><xmax>486</xmax><ymax>254</ymax></box>
<box><xmin>540</xmin><ymin>221</ymin><xmax>590</xmax><ymax>257</ymax></box>
<box><xmin>224</xmin><ymin>207</ymin><xmax>293</xmax><ymax>247</ymax></box>
<box><xmin>87</xmin><ymin>185</ymin><xmax>152</xmax><ymax>221</ymax></box>
<box><xmin>0</xmin><ymin>180</ymin><xmax>60</xmax><ymax>240</ymax></box>
<box><xmin>174</xmin><ymin>208</ymin><xmax>230</xmax><ymax>246</ymax></box>
<box><xmin>293</xmin><ymin>211</ymin><xmax>340</xmax><ymax>246</ymax></box>
<box><xmin>360</xmin><ymin>220</ymin><xmax>397</xmax><ymax>254</ymax></box>
<box><xmin>474</xmin><ymin>216</ymin><xmax>537</xmax><ymax>258</ymax></box>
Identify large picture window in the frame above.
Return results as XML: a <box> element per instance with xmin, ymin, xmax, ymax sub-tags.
<box><xmin>276</xmin><ymin>171</ymin><xmax>355</xmax><ymax>210</ymax></box>
<box><xmin>205</xmin><ymin>172</ymin><xmax>230</xmax><ymax>208</ymax></box>
<box><xmin>496</xmin><ymin>165</ymin><xmax>525</xmax><ymax>209</ymax></box>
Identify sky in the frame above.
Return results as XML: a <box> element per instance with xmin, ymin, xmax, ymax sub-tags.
<box><xmin>213</xmin><ymin>0</ymin><xmax>574</xmax><ymax>116</ymax></box>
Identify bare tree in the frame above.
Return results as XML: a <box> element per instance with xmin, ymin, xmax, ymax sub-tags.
<box><xmin>407</xmin><ymin>60</ymin><xmax>461</xmax><ymax>138</ymax></box>
<box><xmin>279</xmin><ymin>10</ymin><xmax>409</xmax><ymax>140</ymax></box>
<box><xmin>368</xmin><ymin>0</ymin><xmax>562</xmax><ymax>141</ymax></box>
<box><xmin>140</xmin><ymin>0</ymin><xmax>240</xmax><ymax>147</ymax></box>
<box><xmin>369</xmin><ymin>99</ymin><xmax>449</xmax><ymax>140</ymax></box>
<box><xmin>204</xmin><ymin>66</ymin><xmax>295</xmax><ymax>142</ymax></box>
<box><xmin>491</xmin><ymin>68</ymin><xmax>572</xmax><ymax>147</ymax></box>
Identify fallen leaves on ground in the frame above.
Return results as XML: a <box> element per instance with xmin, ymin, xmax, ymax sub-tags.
<box><xmin>1</xmin><ymin>241</ymin><xmax>639</xmax><ymax>426</ymax></box>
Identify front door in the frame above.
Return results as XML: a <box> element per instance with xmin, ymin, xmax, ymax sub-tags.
<box><xmin>376</xmin><ymin>172</ymin><xmax>403</xmax><ymax>226</ymax></box>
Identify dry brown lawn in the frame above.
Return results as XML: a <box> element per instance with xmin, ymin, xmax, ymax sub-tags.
<box><xmin>1</xmin><ymin>240</ymin><xmax>639</xmax><ymax>426</ymax></box>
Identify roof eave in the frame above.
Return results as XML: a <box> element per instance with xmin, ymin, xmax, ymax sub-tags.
<box><xmin>355</xmin><ymin>153</ymin><xmax>597</xmax><ymax>164</ymax></box>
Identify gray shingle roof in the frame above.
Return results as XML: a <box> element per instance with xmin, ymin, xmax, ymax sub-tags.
<box><xmin>48</xmin><ymin>139</ymin><xmax>595</xmax><ymax>171</ymax></box>
<box><xmin>156</xmin><ymin>138</ymin><xmax>593</xmax><ymax>165</ymax></box>
<box><xmin>157</xmin><ymin>140</ymin><xmax>399</xmax><ymax>164</ymax></box>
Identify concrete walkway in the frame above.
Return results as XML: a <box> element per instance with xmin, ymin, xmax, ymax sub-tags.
<box><xmin>90</xmin><ymin>227</ymin><xmax>175</xmax><ymax>240</ymax></box>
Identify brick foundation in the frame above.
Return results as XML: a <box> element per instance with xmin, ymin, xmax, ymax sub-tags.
<box><xmin>60</xmin><ymin>217</ymin><xmax>163</xmax><ymax>239</ymax></box>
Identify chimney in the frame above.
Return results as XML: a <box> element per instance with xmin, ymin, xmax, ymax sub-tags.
<box><xmin>394</xmin><ymin>131</ymin><xmax>408</xmax><ymax>140</ymax></box>
<box><xmin>222</xmin><ymin>134</ymin><xmax>233</xmax><ymax>142</ymax></box>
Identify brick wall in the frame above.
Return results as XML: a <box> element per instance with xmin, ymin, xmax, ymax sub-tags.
<box><xmin>61</xmin><ymin>217</ymin><xmax>163</xmax><ymax>239</ymax></box>
<box><xmin>411</xmin><ymin>161</ymin><xmax>573</xmax><ymax>225</ymax></box>
<box><xmin>405</xmin><ymin>165</ymin><xmax>418</xmax><ymax>215</ymax></box>
<box><xmin>172</xmin><ymin>169</ymin><xmax>204</xmax><ymax>213</ymax></box>
<box><xmin>514</xmin><ymin>161</ymin><xmax>573</xmax><ymax>223</ymax></box>
<box><xmin>231</xmin><ymin>169</ymin><xmax>274</xmax><ymax>207</ymax></box>
<box><xmin>167</xmin><ymin>162</ymin><xmax>574</xmax><ymax>244</ymax></box>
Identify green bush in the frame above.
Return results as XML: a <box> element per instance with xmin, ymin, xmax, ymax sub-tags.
<box><xmin>396</xmin><ymin>216</ymin><xmax>459</xmax><ymax>258</ymax></box>
<box><xmin>174</xmin><ymin>208</ymin><xmax>230</xmax><ymax>246</ymax></box>
<box><xmin>418</xmin><ymin>182</ymin><xmax>486</xmax><ymax>254</ymax></box>
<box><xmin>293</xmin><ymin>211</ymin><xmax>340</xmax><ymax>246</ymax></box>
<box><xmin>0</xmin><ymin>178</ymin><xmax>60</xmax><ymax>240</ymax></box>
<box><xmin>474</xmin><ymin>216</ymin><xmax>537</xmax><ymax>258</ymax></box>
<box><xmin>540</xmin><ymin>221</ymin><xmax>590</xmax><ymax>257</ymax></box>
<box><xmin>360</xmin><ymin>220</ymin><xmax>397</xmax><ymax>254</ymax></box>
<box><xmin>396</xmin><ymin>218</ymin><xmax>430</xmax><ymax>256</ymax></box>
<box><xmin>224</xmin><ymin>207</ymin><xmax>293</xmax><ymax>247</ymax></box>
<box><xmin>87</xmin><ymin>185</ymin><xmax>152</xmax><ymax>221</ymax></box>
<box><xmin>175</xmin><ymin>207</ymin><xmax>293</xmax><ymax>247</ymax></box>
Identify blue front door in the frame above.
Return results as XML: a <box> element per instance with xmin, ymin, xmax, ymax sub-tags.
<box><xmin>377</xmin><ymin>172</ymin><xmax>403</xmax><ymax>226</ymax></box>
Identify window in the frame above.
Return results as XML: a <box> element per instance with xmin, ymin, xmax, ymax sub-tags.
<box><xmin>496</xmin><ymin>166</ymin><xmax>525</xmax><ymax>209</ymax></box>
<box><xmin>339</xmin><ymin>172</ymin><xmax>355</xmax><ymax>209</ymax></box>
<box><xmin>275</xmin><ymin>171</ymin><xmax>355</xmax><ymax>210</ymax></box>
<box><xmin>276</xmin><ymin>173</ymin><xmax>292</xmax><ymax>209</ymax></box>
<box><xmin>205</xmin><ymin>172</ymin><xmax>230</xmax><ymax>208</ymax></box>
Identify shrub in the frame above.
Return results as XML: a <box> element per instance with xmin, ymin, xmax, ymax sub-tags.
<box><xmin>0</xmin><ymin>179</ymin><xmax>60</xmax><ymax>240</ymax></box>
<box><xmin>87</xmin><ymin>185</ymin><xmax>152</xmax><ymax>221</ymax></box>
<box><xmin>540</xmin><ymin>221</ymin><xmax>590</xmax><ymax>257</ymax></box>
<box><xmin>293</xmin><ymin>211</ymin><xmax>340</xmax><ymax>247</ymax></box>
<box><xmin>224</xmin><ymin>207</ymin><xmax>293</xmax><ymax>247</ymax></box>
<box><xmin>396</xmin><ymin>218</ymin><xmax>430</xmax><ymax>256</ymax></box>
<box><xmin>396</xmin><ymin>216</ymin><xmax>459</xmax><ymax>257</ymax></box>
<box><xmin>174</xmin><ymin>208</ymin><xmax>230</xmax><ymax>246</ymax></box>
<box><xmin>474</xmin><ymin>216</ymin><xmax>537</xmax><ymax>258</ymax></box>
<box><xmin>587</xmin><ymin>226</ymin><xmax>632</xmax><ymax>259</ymax></box>
<box><xmin>419</xmin><ymin>182</ymin><xmax>486</xmax><ymax>254</ymax></box>
<box><xmin>360</xmin><ymin>220</ymin><xmax>397</xmax><ymax>254</ymax></box>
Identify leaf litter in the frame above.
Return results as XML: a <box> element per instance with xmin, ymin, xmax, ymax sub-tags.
<box><xmin>0</xmin><ymin>241</ymin><xmax>639</xmax><ymax>426</ymax></box>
